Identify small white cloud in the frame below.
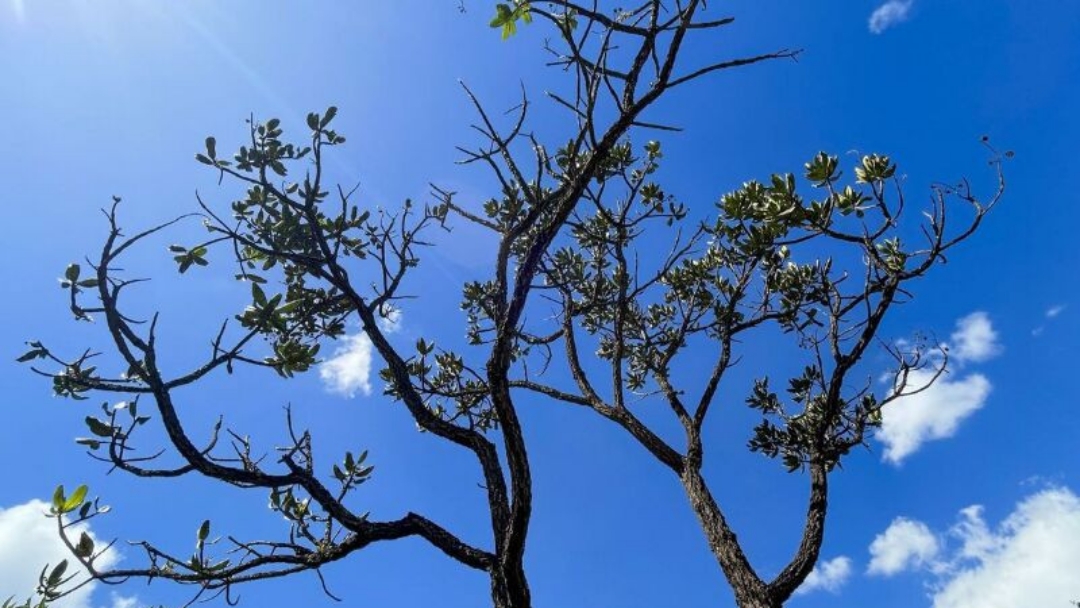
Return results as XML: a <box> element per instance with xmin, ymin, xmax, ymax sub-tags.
<box><xmin>1033</xmin><ymin>305</ymin><xmax>1065</xmax><ymax>337</ymax></box>
<box><xmin>0</xmin><ymin>499</ymin><xmax>118</xmax><ymax>608</ymax></box>
<box><xmin>949</xmin><ymin>312</ymin><xmax>1001</xmax><ymax>364</ymax></box>
<box><xmin>869</xmin><ymin>0</ymin><xmax>915</xmax><ymax>34</ymax></box>
<box><xmin>878</xmin><ymin>312</ymin><xmax>999</xmax><ymax>464</ymax></box>
<box><xmin>319</xmin><ymin>333</ymin><xmax>374</xmax><ymax>397</ymax></box>
<box><xmin>320</xmin><ymin>313</ymin><xmax>405</xmax><ymax>397</ymax></box>
<box><xmin>867</xmin><ymin>517</ymin><xmax>940</xmax><ymax>576</ymax></box>
<box><xmin>879</xmin><ymin>368</ymin><xmax>992</xmax><ymax>464</ymax></box>
<box><xmin>378</xmin><ymin>307</ymin><xmax>403</xmax><ymax>333</ymax></box>
<box><xmin>106</xmin><ymin>594</ymin><xmax>141</xmax><ymax>608</ymax></box>
<box><xmin>796</xmin><ymin>556</ymin><xmax>852</xmax><ymax>595</ymax></box>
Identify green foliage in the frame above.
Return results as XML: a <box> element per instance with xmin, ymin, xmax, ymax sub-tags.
<box><xmin>489</xmin><ymin>2</ymin><xmax>532</xmax><ymax>39</ymax></box>
<box><xmin>182</xmin><ymin>108</ymin><xmax>386</xmax><ymax>377</ymax></box>
<box><xmin>13</xmin><ymin>5</ymin><xmax>1004</xmax><ymax>607</ymax></box>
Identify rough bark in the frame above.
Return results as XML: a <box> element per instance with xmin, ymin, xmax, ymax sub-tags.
<box><xmin>681</xmin><ymin>468</ymin><xmax>775</xmax><ymax>608</ymax></box>
<box><xmin>491</xmin><ymin>561</ymin><xmax>532</xmax><ymax>608</ymax></box>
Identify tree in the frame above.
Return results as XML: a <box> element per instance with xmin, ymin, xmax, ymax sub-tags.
<box><xmin>15</xmin><ymin>2</ymin><xmax>1006</xmax><ymax>608</ymax></box>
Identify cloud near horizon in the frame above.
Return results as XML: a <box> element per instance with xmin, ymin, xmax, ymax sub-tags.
<box><xmin>865</xmin><ymin>487</ymin><xmax>1080</xmax><ymax>608</ymax></box>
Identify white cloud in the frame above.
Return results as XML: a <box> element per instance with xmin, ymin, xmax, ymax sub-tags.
<box><xmin>105</xmin><ymin>594</ymin><xmax>140</xmax><ymax>608</ymax></box>
<box><xmin>377</xmin><ymin>306</ymin><xmax>402</xmax><ymax>333</ymax></box>
<box><xmin>931</xmin><ymin>488</ymin><xmax>1080</xmax><ymax>607</ymax></box>
<box><xmin>866</xmin><ymin>488</ymin><xmax>1080</xmax><ymax>608</ymax></box>
<box><xmin>878</xmin><ymin>368</ymin><xmax>992</xmax><ymax>464</ymax></box>
<box><xmin>867</xmin><ymin>517</ymin><xmax>940</xmax><ymax>576</ymax></box>
<box><xmin>319</xmin><ymin>333</ymin><xmax>374</xmax><ymax>397</ymax></box>
<box><xmin>949</xmin><ymin>312</ymin><xmax>1001</xmax><ymax>364</ymax></box>
<box><xmin>319</xmin><ymin>313</ymin><xmax>406</xmax><ymax>397</ymax></box>
<box><xmin>868</xmin><ymin>0</ymin><xmax>914</xmax><ymax>34</ymax></box>
<box><xmin>0</xmin><ymin>499</ymin><xmax>118</xmax><ymax>608</ymax></box>
<box><xmin>1033</xmin><ymin>305</ymin><xmax>1066</xmax><ymax>336</ymax></box>
<box><xmin>796</xmin><ymin>556</ymin><xmax>852</xmax><ymax>595</ymax></box>
<box><xmin>878</xmin><ymin>312</ymin><xmax>1000</xmax><ymax>464</ymax></box>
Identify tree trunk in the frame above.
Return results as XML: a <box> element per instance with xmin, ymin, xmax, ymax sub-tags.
<box><xmin>681</xmin><ymin>468</ymin><xmax>779</xmax><ymax>608</ymax></box>
<box><xmin>490</xmin><ymin>562</ymin><xmax>532</xmax><ymax>608</ymax></box>
<box><xmin>734</xmin><ymin>596</ymin><xmax>783</xmax><ymax>608</ymax></box>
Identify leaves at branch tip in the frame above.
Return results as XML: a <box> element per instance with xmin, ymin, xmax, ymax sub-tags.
<box><xmin>171</xmin><ymin>244</ymin><xmax>209</xmax><ymax>274</ymax></box>
<box><xmin>854</xmin><ymin>154</ymin><xmax>896</xmax><ymax>184</ymax></box>
<box><xmin>51</xmin><ymin>484</ymin><xmax>89</xmax><ymax>515</ymax></box>
<box><xmin>85</xmin><ymin>416</ymin><xmax>114</xmax><ymax>438</ymax></box>
<box><xmin>16</xmin><ymin>341</ymin><xmax>47</xmax><ymax>363</ymax></box>
<box><xmin>74</xmin><ymin>532</ymin><xmax>95</xmax><ymax>558</ymax></box>
<box><xmin>489</xmin><ymin>1</ymin><xmax>531</xmax><ymax>39</ymax></box>
<box><xmin>321</xmin><ymin>106</ymin><xmax>338</xmax><ymax>128</ymax></box>
<box><xmin>46</xmin><ymin>559</ymin><xmax>69</xmax><ymax>587</ymax></box>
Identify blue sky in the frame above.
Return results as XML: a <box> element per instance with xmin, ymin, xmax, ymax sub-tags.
<box><xmin>1</xmin><ymin>1</ymin><xmax>1078</xmax><ymax>607</ymax></box>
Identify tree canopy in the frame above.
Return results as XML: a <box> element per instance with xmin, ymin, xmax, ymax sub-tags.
<box><xmin>11</xmin><ymin>2</ymin><xmax>1007</xmax><ymax>608</ymax></box>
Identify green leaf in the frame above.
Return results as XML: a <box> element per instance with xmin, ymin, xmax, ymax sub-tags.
<box><xmin>489</xmin><ymin>2</ymin><xmax>529</xmax><ymax>39</ymax></box>
<box><xmin>490</xmin><ymin>3</ymin><xmax>512</xmax><ymax>26</ymax></box>
<box><xmin>74</xmin><ymin>532</ymin><xmax>95</xmax><ymax>558</ymax></box>
<box><xmin>52</xmin><ymin>485</ymin><xmax>65</xmax><ymax>511</ymax></box>
<box><xmin>206</xmin><ymin>558</ymin><xmax>232</xmax><ymax>571</ymax></box>
<box><xmin>306</xmin><ymin>112</ymin><xmax>320</xmax><ymax>131</ymax></box>
<box><xmin>64</xmin><ymin>264</ymin><xmax>80</xmax><ymax>282</ymax></box>
<box><xmin>197</xmin><ymin>519</ymin><xmax>211</xmax><ymax>543</ymax></box>
<box><xmin>251</xmin><ymin>283</ymin><xmax>267</xmax><ymax>307</ymax></box>
<box><xmin>15</xmin><ymin>347</ymin><xmax>45</xmax><ymax>363</ymax></box>
<box><xmin>75</xmin><ymin>437</ymin><xmax>102</xmax><ymax>450</ymax></box>
<box><xmin>47</xmin><ymin>560</ymin><xmax>68</xmax><ymax>586</ymax></box>
<box><xmin>63</xmin><ymin>485</ymin><xmax>88</xmax><ymax>513</ymax></box>
<box><xmin>320</xmin><ymin>106</ymin><xmax>338</xmax><ymax>128</ymax></box>
<box><xmin>235</xmin><ymin>273</ymin><xmax>266</xmax><ymax>284</ymax></box>
<box><xmin>205</xmin><ymin>136</ymin><xmax>217</xmax><ymax>160</ymax></box>
<box><xmin>85</xmin><ymin>416</ymin><xmax>113</xmax><ymax>438</ymax></box>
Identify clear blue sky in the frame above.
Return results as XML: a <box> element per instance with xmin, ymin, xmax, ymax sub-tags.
<box><xmin>1</xmin><ymin>1</ymin><xmax>1078</xmax><ymax>607</ymax></box>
